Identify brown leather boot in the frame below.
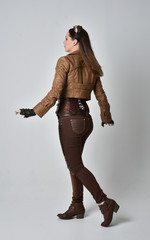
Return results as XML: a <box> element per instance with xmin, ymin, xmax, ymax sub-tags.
<box><xmin>57</xmin><ymin>202</ymin><xmax>85</xmax><ymax>219</ymax></box>
<box><xmin>99</xmin><ymin>198</ymin><xmax>120</xmax><ymax>227</ymax></box>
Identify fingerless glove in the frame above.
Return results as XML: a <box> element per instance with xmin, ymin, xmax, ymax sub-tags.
<box><xmin>20</xmin><ymin>109</ymin><xmax>36</xmax><ymax>118</ymax></box>
<box><xmin>101</xmin><ymin>120</ymin><xmax>114</xmax><ymax>127</ymax></box>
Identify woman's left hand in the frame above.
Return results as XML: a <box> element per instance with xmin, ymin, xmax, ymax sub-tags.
<box><xmin>15</xmin><ymin>109</ymin><xmax>36</xmax><ymax>118</ymax></box>
<box><xmin>15</xmin><ymin>109</ymin><xmax>21</xmax><ymax>114</ymax></box>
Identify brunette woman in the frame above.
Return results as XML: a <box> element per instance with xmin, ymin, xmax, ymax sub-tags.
<box><xmin>15</xmin><ymin>25</ymin><xmax>119</xmax><ymax>227</ymax></box>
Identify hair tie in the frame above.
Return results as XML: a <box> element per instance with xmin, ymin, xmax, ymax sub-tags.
<box><xmin>73</xmin><ymin>25</ymin><xmax>82</xmax><ymax>33</ymax></box>
<box><xmin>74</xmin><ymin>25</ymin><xmax>78</xmax><ymax>33</ymax></box>
<box><xmin>73</xmin><ymin>25</ymin><xmax>82</xmax><ymax>41</ymax></box>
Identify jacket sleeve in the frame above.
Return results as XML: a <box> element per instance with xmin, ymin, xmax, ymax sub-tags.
<box><xmin>33</xmin><ymin>57</ymin><xmax>69</xmax><ymax>118</ymax></box>
<box><xmin>93</xmin><ymin>77</ymin><xmax>112</xmax><ymax>122</ymax></box>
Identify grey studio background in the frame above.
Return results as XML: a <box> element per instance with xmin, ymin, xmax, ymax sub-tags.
<box><xmin>0</xmin><ymin>0</ymin><xmax>150</xmax><ymax>239</ymax></box>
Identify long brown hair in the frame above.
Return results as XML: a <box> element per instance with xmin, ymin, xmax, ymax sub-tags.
<box><xmin>69</xmin><ymin>25</ymin><xmax>103</xmax><ymax>76</ymax></box>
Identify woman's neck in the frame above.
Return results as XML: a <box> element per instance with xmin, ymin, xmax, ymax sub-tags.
<box><xmin>69</xmin><ymin>45</ymin><xmax>79</xmax><ymax>53</ymax></box>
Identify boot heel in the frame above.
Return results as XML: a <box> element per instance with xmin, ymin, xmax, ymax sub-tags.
<box><xmin>77</xmin><ymin>213</ymin><xmax>85</xmax><ymax>219</ymax></box>
<box><xmin>114</xmin><ymin>203</ymin><xmax>120</xmax><ymax>213</ymax></box>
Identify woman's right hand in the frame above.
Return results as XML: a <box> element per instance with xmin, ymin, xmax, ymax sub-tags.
<box><xmin>101</xmin><ymin>120</ymin><xmax>114</xmax><ymax>127</ymax></box>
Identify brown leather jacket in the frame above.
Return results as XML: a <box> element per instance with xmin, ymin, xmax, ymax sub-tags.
<box><xmin>33</xmin><ymin>50</ymin><xmax>112</xmax><ymax>122</ymax></box>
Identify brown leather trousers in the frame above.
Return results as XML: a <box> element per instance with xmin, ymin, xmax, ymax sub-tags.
<box><xmin>56</xmin><ymin>98</ymin><xmax>106</xmax><ymax>204</ymax></box>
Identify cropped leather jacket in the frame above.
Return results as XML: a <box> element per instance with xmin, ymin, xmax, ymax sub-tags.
<box><xmin>33</xmin><ymin>50</ymin><xmax>112</xmax><ymax>122</ymax></box>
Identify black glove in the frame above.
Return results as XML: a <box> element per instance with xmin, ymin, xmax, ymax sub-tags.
<box><xmin>20</xmin><ymin>108</ymin><xmax>36</xmax><ymax>118</ymax></box>
<box><xmin>101</xmin><ymin>120</ymin><xmax>114</xmax><ymax>127</ymax></box>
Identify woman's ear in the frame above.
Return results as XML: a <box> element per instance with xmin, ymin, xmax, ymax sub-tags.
<box><xmin>73</xmin><ymin>39</ymin><xmax>78</xmax><ymax>46</ymax></box>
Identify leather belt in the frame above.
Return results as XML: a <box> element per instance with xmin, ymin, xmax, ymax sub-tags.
<box><xmin>56</xmin><ymin>98</ymin><xmax>90</xmax><ymax>117</ymax></box>
<box><xmin>57</xmin><ymin>112</ymin><xmax>89</xmax><ymax>117</ymax></box>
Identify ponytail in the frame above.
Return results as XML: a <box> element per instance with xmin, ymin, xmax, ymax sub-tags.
<box><xmin>69</xmin><ymin>25</ymin><xmax>103</xmax><ymax>76</ymax></box>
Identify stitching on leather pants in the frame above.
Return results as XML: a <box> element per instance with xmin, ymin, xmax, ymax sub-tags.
<box><xmin>70</xmin><ymin>118</ymin><xmax>85</xmax><ymax>134</ymax></box>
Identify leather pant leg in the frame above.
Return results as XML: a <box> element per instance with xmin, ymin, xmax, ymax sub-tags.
<box><xmin>70</xmin><ymin>172</ymin><xmax>83</xmax><ymax>203</ymax></box>
<box><xmin>69</xmin><ymin>124</ymin><xmax>93</xmax><ymax>203</ymax></box>
<box><xmin>58</xmin><ymin>115</ymin><xmax>107</xmax><ymax>204</ymax></box>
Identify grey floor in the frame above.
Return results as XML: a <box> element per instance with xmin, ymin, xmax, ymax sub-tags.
<box><xmin>0</xmin><ymin>184</ymin><xmax>149</xmax><ymax>240</ymax></box>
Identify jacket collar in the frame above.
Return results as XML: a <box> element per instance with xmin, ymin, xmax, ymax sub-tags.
<box><xmin>68</xmin><ymin>50</ymin><xmax>80</xmax><ymax>55</ymax></box>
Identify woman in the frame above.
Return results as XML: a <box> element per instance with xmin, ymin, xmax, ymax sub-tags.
<box><xmin>15</xmin><ymin>25</ymin><xmax>119</xmax><ymax>227</ymax></box>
